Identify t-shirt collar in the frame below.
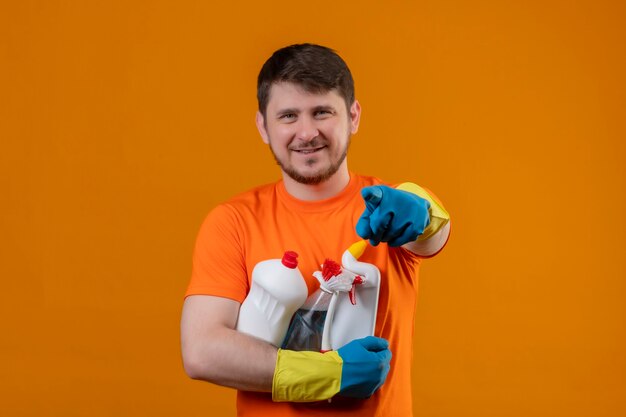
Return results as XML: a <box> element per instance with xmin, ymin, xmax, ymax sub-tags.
<box><xmin>275</xmin><ymin>172</ymin><xmax>362</xmax><ymax>213</ymax></box>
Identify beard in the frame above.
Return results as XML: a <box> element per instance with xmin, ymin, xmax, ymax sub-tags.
<box><xmin>269</xmin><ymin>136</ymin><xmax>351</xmax><ymax>185</ymax></box>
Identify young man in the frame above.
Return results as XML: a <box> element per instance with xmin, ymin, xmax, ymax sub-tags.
<box><xmin>181</xmin><ymin>43</ymin><xmax>451</xmax><ymax>416</ymax></box>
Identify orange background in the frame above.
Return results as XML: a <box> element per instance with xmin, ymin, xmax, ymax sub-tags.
<box><xmin>1</xmin><ymin>1</ymin><xmax>625</xmax><ymax>416</ymax></box>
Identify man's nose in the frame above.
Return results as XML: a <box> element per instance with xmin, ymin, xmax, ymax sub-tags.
<box><xmin>295</xmin><ymin>116</ymin><xmax>319</xmax><ymax>142</ymax></box>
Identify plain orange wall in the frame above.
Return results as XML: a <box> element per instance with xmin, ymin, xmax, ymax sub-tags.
<box><xmin>1</xmin><ymin>1</ymin><xmax>625</xmax><ymax>416</ymax></box>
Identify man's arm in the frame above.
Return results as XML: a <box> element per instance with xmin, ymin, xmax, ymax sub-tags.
<box><xmin>180</xmin><ymin>294</ymin><xmax>392</xmax><ymax>401</ymax></box>
<box><xmin>402</xmin><ymin>220</ymin><xmax>451</xmax><ymax>257</ymax></box>
<box><xmin>356</xmin><ymin>183</ymin><xmax>450</xmax><ymax>254</ymax></box>
<box><xmin>180</xmin><ymin>295</ymin><xmax>277</xmax><ymax>392</ymax></box>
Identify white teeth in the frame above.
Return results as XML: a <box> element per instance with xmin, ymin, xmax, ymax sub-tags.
<box><xmin>294</xmin><ymin>147</ymin><xmax>323</xmax><ymax>154</ymax></box>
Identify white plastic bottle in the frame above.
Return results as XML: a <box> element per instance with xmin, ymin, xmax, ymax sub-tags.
<box><xmin>328</xmin><ymin>240</ymin><xmax>380</xmax><ymax>350</ymax></box>
<box><xmin>236</xmin><ymin>251</ymin><xmax>308</xmax><ymax>347</ymax></box>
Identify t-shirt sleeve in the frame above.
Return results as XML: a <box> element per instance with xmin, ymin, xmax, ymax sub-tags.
<box><xmin>185</xmin><ymin>203</ymin><xmax>249</xmax><ymax>303</ymax></box>
<box><xmin>419</xmin><ymin>185</ymin><xmax>451</xmax><ymax>258</ymax></box>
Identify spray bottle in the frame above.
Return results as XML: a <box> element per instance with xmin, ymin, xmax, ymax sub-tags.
<box><xmin>281</xmin><ymin>240</ymin><xmax>380</xmax><ymax>352</ymax></box>
<box><xmin>327</xmin><ymin>240</ymin><xmax>381</xmax><ymax>350</ymax></box>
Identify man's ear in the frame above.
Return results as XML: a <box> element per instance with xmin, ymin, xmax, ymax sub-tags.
<box><xmin>349</xmin><ymin>100</ymin><xmax>362</xmax><ymax>134</ymax></box>
<box><xmin>256</xmin><ymin>111</ymin><xmax>270</xmax><ymax>144</ymax></box>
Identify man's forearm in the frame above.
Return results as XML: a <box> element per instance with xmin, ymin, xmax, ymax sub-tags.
<box><xmin>403</xmin><ymin>220</ymin><xmax>451</xmax><ymax>256</ymax></box>
<box><xmin>181</xmin><ymin>295</ymin><xmax>393</xmax><ymax>402</ymax></box>
<box><xmin>181</xmin><ymin>296</ymin><xmax>277</xmax><ymax>392</ymax></box>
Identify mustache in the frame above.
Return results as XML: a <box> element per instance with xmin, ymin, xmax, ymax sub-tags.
<box><xmin>288</xmin><ymin>138</ymin><xmax>327</xmax><ymax>151</ymax></box>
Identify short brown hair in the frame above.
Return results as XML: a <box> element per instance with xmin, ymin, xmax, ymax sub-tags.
<box><xmin>257</xmin><ymin>43</ymin><xmax>355</xmax><ymax>117</ymax></box>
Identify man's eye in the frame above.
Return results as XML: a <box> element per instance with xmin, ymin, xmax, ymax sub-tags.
<box><xmin>315</xmin><ymin>110</ymin><xmax>332</xmax><ymax>117</ymax></box>
<box><xmin>280</xmin><ymin>113</ymin><xmax>296</xmax><ymax>120</ymax></box>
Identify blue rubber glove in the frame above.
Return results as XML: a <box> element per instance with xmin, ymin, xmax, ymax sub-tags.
<box><xmin>356</xmin><ymin>185</ymin><xmax>431</xmax><ymax>247</ymax></box>
<box><xmin>337</xmin><ymin>336</ymin><xmax>392</xmax><ymax>398</ymax></box>
<box><xmin>272</xmin><ymin>336</ymin><xmax>391</xmax><ymax>401</ymax></box>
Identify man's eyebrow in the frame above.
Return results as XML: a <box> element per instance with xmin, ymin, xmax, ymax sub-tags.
<box><xmin>275</xmin><ymin>108</ymin><xmax>299</xmax><ymax>117</ymax></box>
<box><xmin>275</xmin><ymin>104</ymin><xmax>337</xmax><ymax>117</ymax></box>
<box><xmin>312</xmin><ymin>105</ymin><xmax>336</xmax><ymax>112</ymax></box>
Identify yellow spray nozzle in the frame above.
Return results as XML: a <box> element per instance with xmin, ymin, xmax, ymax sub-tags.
<box><xmin>347</xmin><ymin>240</ymin><xmax>368</xmax><ymax>259</ymax></box>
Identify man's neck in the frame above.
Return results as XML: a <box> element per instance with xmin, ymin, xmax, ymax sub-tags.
<box><xmin>281</xmin><ymin>165</ymin><xmax>351</xmax><ymax>201</ymax></box>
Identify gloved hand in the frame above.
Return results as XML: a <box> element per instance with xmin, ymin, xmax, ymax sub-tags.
<box><xmin>356</xmin><ymin>185</ymin><xmax>431</xmax><ymax>247</ymax></box>
<box><xmin>336</xmin><ymin>336</ymin><xmax>391</xmax><ymax>398</ymax></box>
<box><xmin>272</xmin><ymin>336</ymin><xmax>392</xmax><ymax>402</ymax></box>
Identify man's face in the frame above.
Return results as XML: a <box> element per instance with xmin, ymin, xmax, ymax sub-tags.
<box><xmin>256</xmin><ymin>82</ymin><xmax>361</xmax><ymax>185</ymax></box>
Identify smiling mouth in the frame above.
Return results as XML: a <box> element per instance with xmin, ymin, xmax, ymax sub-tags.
<box><xmin>291</xmin><ymin>146</ymin><xmax>326</xmax><ymax>154</ymax></box>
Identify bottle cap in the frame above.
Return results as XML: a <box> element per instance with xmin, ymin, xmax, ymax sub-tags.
<box><xmin>281</xmin><ymin>251</ymin><xmax>298</xmax><ymax>269</ymax></box>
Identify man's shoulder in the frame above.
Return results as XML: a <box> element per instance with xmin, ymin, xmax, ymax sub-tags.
<box><xmin>214</xmin><ymin>180</ymin><xmax>279</xmax><ymax>214</ymax></box>
<box><xmin>200</xmin><ymin>181</ymin><xmax>279</xmax><ymax>230</ymax></box>
<box><xmin>352</xmin><ymin>172</ymin><xmax>387</xmax><ymax>187</ymax></box>
<box><xmin>354</xmin><ymin>173</ymin><xmax>435</xmax><ymax>190</ymax></box>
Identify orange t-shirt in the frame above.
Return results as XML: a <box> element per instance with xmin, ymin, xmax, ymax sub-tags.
<box><xmin>186</xmin><ymin>173</ymin><xmax>444</xmax><ymax>417</ymax></box>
